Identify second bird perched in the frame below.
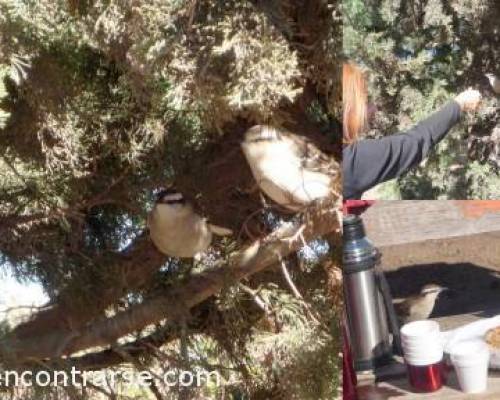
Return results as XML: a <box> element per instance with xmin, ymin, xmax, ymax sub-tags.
<box><xmin>241</xmin><ymin>125</ymin><xmax>338</xmax><ymax>211</ymax></box>
<box><xmin>395</xmin><ymin>284</ymin><xmax>448</xmax><ymax>325</ymax></box>
<box><xmin>148</xmin><ymin>189</ymin><xmax>232</xmax><ymax>258</ymax></box>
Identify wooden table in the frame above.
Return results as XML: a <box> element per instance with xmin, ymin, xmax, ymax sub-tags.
<box><xmin>355</xmin><ymin>311</ymin><xmax>500</xmax><ymax>399</ymax></box>
<box><xmin>357</xmin><ymin>372</ymin><xmax>500</xmax><ymax>399</ymax></box>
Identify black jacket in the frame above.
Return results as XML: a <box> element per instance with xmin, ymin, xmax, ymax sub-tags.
<box><xmin>343</xmin><ymin>101</ymin><xmax>462</xmax><ymax>199</ymax></box>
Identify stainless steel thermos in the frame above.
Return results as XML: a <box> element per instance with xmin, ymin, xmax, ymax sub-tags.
<box><xmin>343</xmin><ymin>214</ymin><xmax>393</xmax><ymax>371</ymax></box>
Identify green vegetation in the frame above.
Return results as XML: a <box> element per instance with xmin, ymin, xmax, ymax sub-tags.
<box><xmin>344</xmin><ymin>0</ymin><xmax>500</xmax><ymax>199</ymax></box>
<box><xmin>0</xmin><ymin>1</ymin><xmax>341</xmax><ymax>399</ymax></box>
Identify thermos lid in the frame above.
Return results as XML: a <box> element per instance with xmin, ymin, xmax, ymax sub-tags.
<box><xmin>343</xmin><ymin>214</ymin><xmax>380</xmax><ymax>273</ymax></box>
<box><xmin>343</xmin><ymin>214</ymin><xmax>365</xmax><ymax>240</ymax></box>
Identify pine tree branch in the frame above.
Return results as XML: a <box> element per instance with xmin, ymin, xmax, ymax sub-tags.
<box><xmin>62</xmin><ymin>302</ymin><xmax>217</xmax><ymax>371</ymax></box>
<box><xmin>9</xmin><ymin>233</ymin><xmax>168</xmax><ymax>342</ymax></box>
<box><xmin>1</xmin><ymin>198</ymin><xmax>340</xmax><ymax>364</ymax></box>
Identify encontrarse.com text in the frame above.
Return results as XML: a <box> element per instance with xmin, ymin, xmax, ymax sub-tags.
<box><xmin>0</xmin><ymin>368</ymin><xmax>221</xmax><ymax>388</ymax></box>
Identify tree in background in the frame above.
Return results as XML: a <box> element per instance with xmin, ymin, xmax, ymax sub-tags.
<box><xmin>344</xmin><ymin>0</ymin><xmax>500</xmax><ymax>199</ymax></box>
<box><xmin>0</xmin><ymin>1</ymin><xmax>342</xmax><ymax>399</ymax></box>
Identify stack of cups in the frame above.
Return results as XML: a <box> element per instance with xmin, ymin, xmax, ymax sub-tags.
<box><xmin>449</xmin><ymin>340</ymin><xmax>490</xmax><ymax>394</ymax></box>
<box><xmin>400</xmin><ymin>320</ymin><xmax>445</xmax><ymax>392</ymax></box>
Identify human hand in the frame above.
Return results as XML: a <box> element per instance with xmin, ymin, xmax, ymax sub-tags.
<box><xmin>455</xmin><ymin>88</ymin><xmax>482</xmax><ymax>112</ymax></box>
<box><xmin>486</xmin><ymin>73</ymin><xmax>500</xmax><ymax>94</ymax></box>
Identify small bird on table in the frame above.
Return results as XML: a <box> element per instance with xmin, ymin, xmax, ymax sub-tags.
<box><xmin>395</xmin><ymin>284</ymin><xmax>448</xmax><ymax>325</ymax></box>
<box><xmin>486</xmin><ymin>73</ymin><xmax>500</xmax><ymax>95</ymax></box>
<box><xmin>148</xmin><ymin>189</ymin><xmax>232</xmax><ymax>258</ymax></box>
<box><xmin>241</xmin><ymin>125</ymin><xmax>339</xmax><ymax>211</ymax></box>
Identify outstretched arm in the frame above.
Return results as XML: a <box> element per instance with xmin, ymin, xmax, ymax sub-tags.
<box><xmin>343</xmin><ymin>89</ymin><xmax>481</xmax><ymax>199</ymax></box>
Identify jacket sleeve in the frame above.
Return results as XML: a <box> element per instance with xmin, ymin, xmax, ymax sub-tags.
<box><xmin>343</xmin><ymin>101</ymin><xmax>462</xmax><ymax>199</ymax></box>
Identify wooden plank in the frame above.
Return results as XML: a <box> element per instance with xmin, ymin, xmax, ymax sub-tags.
<box><xmin>377</xmin><ymin>232</ymin><xmax>500</xmax><ymax>272</ymax></box>
<box><xmin>361</xmin><ymin>201</ymin><xmax>500</xmax><ymax>248</ymax></box>
<box><xmin>358</xmin><ymin>372</ymin><xmax>500</xmax><ymax>399</ymax></box>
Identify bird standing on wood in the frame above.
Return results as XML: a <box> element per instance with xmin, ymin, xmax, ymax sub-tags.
<box><xmin>241</xmin><ymin>125</ymin><xmax>338</xmax><ymax>211</ymax></box>
<box><xmin>486</xmin><ymin>73</ymin><xmax>500</xmax><ymax>94</ymax></box>
<box><xmin>148</xmin><ymin>189</ymin><xmax>232</xmax><ymax>258</ymax></box>
<box><xmin>395</xmin><ymin>284</ymin><xmax>448</xmax><ymax>325</ymax></box>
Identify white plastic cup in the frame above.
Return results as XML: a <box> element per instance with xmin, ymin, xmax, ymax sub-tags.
<box><xmin>450</xmin><ymin>340</ymin><xmax>490</xmax><ymax>394</ymax></box>
<box><xmin>402</xmin><ymin>332</ymin><xmax>441</xmax><ymax>343</ymax></box>
<box><xmin>404</xmin><ymin>348</ymin><xmax>443</xmax><ymax>360</ymax></box>
<box><xmin>402</xmin><ymin>339</ymin><xmax>441</xmax><ymax>349</ymax></box>
<box><xmin>402</xmin><ymin>340</ymin><xmax>443</xmax><ymax>350</ymax></box>
<box><xmin>405</xmin><ymin>353</ymin><xmax>443</xmax><ymax>366</ymax></box>
<box><xmin>401</xmin><ymin>320</ymin><xmax>443</xmax><ymax>367</ymax></box>
<box><xmin>403</xmin><ymin>346</ymin><xmax>443</xmax><ymax>358</ymax></box>
<box><xmin>401</xmin><ymin>320</ymin><xmax>440</xmax><ymax>339</ymax></box>
<box><xmin>404</xmin><ymin>346</ymin><xmax>443</xmax><ymax>366</ymax></box>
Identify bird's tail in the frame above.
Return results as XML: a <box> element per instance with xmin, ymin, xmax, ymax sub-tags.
<box><xmin>208</xmin><ymin>224</ymin><xmax>233</xmax><ymax>236</ymax></box>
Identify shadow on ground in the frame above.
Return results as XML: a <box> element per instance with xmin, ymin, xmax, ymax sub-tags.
<box><xmin>384</xmin><ymin>262</ymin><xmax>500</xmax><ymax>319</ymax></box>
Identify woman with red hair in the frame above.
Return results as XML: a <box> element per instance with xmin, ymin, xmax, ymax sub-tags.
<box><xmin>343</xmin><ymin>63</ymin><xmax>481</xmax><ymax>199</ymax></box>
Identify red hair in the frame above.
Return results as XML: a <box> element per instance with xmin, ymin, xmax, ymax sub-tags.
<box><xmin>343</xmin><ymin>63</ymin><xmax>368</xmax><ymax>143</ymax></box>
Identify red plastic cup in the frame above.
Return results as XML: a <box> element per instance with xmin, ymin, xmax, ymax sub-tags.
<box><xmin>406</xmin><ymin>360</ymin><xmax>447</xmax><ymax>393</ymax></box>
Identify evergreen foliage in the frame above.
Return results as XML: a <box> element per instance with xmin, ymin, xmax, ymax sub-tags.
<box><xmin>0</xmin><ymin>1</ymin><xmax>341</xmax><ymax>399</ymax></box>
